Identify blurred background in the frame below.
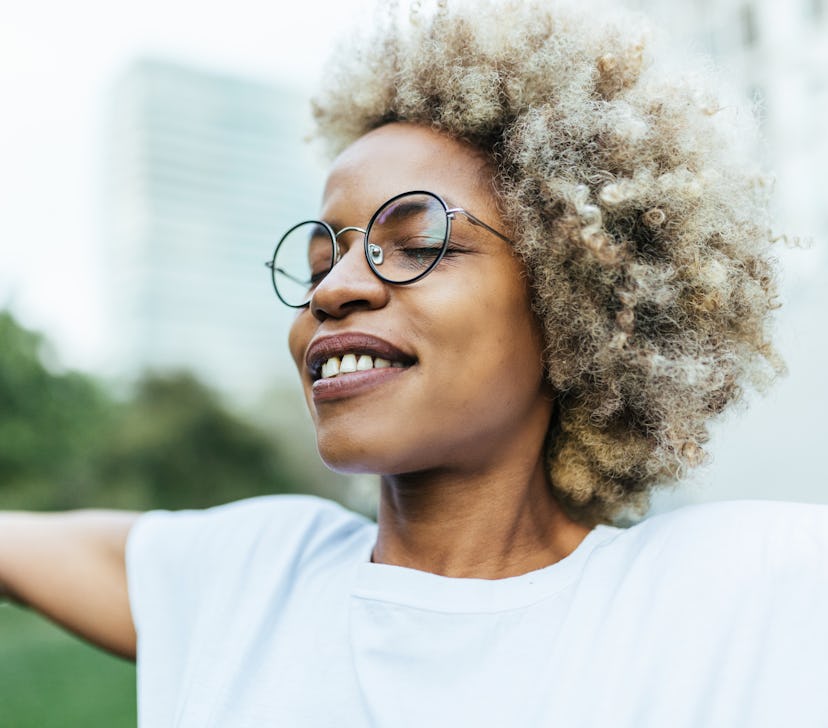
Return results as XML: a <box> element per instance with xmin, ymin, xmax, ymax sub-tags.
<box><xmin>1</xmin><ymin>0</ymin><xmax>826</xmax><ymax>724</ymax></box>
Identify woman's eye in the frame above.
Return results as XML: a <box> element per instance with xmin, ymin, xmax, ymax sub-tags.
<box><xmin>403</xmin><ymin>246</ymin><xmax>442</xmax><ymax>260</ymax></box>
<box><xmin>309</xmin><ymin>269</ymin><xmax>329</xmax><ymax>286</ymax></box>
<box><xmin>396</xmin><ymin>233</ymin><xmax>442</xmax><ymax>252</ymax></box>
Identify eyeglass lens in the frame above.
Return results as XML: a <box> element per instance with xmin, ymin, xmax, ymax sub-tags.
<box><xmin>270</xmin><ymin>192</ymin><xmax>448</xmax><ymax>307</ymax></box>
<box><xmin>271</xmin><ymin>221</ymin><xmax>333</xmax><ymax>307</ymax></box>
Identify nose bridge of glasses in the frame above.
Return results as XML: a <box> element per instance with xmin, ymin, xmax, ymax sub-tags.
<box><xmin>313</xmin><ymin>223</ymin><xmax>387</xmax><ymax>306</ymax></box>
<box><xmin>332</xmin><ymin>225</ymin><xmax>367</xmax><ymax>263</ymax></box>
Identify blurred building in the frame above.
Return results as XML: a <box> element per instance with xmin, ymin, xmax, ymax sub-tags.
<box><xmin>629</xmin><ymin>0</ymin><xmax>828</xmax><ymax>510</ymax></box>
<box><xmin>632</xmin><ymin>0</ymin><xmax>828</xmax><ymax>248</ymax></box>
<box><xmin>104</xmin><ymin>59</ymin><xmax>325</xmax><ymax>397</ymax></box>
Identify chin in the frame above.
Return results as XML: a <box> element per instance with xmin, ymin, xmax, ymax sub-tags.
<box><xmin>315</xmin><ymin>431</ymin><xmax>380</xmax><ymax>475</ymax></box>
<box><xmin>317</xmin><ymin>451</ymin><xmax>384</xmax><ymax>476</ymax></box>
<box><xmin>315</xmin><ymin>431</ymin><xmax>426</xmax><ymax>477</ymax></box>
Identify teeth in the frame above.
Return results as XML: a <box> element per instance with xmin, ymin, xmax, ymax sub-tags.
<box><xmin>319</xmin><ymin>353</ymin><xmax>406</xmax><ymax>379</ymax></box>
<box><xmin>339</xmin><ymin>353</ymin><xmax>357</xmax><ymax>373</ymax></box>
<box><xmin>322</xmin><ymin>356</ymin><xmax>340</xmax><ymax>378</ymax></box>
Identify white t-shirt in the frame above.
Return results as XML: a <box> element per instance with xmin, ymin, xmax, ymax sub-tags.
<box><xmin>127</xmin><ymin>495</ymin><xmax>828</xmax><ymax>727</ymax></box>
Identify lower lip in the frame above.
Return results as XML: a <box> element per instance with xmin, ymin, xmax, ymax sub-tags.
<box><xmin>311</xmin><ymin>367</ymin><xmax>410</xmax><ymax>402</ymax></box>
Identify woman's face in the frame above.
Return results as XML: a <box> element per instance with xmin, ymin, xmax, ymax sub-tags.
<box><xmin>288</xmin><ymin>123</ymin><xmax>553</xmax><ymax>476</ymax></box>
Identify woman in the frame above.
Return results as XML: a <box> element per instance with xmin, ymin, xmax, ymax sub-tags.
<box><xmin>2</xmin><ymin>1</ymin><xmax>827</xmax><ymax>725</ymax></box>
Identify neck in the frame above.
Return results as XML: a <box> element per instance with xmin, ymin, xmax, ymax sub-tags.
<box><xmin>372</xmin><ymin>458</ymin><xmax>592</xmax><ymax>579</ymax></box>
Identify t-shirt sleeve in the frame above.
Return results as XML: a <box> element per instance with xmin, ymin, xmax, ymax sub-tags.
<box><xmin>127</xmin><ymin>494</ymin><xmax>361</xmax><ymax>636</ymax></box>
<box><xmin>637</xmin><ymin>499</ymin><xmax>828</xmax><ymax>721</ymax></box>
<box><xmin>738</xmin><ymin>500</ymin><xmax>828</xmax><ymax>722</ymax></box>
<box><xmin>126</xmin><ymin>505</ymin><xmax>212</xmax><ymax>644</ymax></box>
<box><xmin>125</xmin><ymin>494</ymin><xmax>368</xmax><ymax>724</ymax></box>
<box><xmin>126</xmin><ymin>502</ymin><xmax>236</xmax><ymax>724</ymax></box>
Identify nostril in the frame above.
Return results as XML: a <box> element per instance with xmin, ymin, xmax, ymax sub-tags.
<box><xmin>311</xmin><ymin>305</ymin><xmax>329</xmax><ymax>323</ymax></box>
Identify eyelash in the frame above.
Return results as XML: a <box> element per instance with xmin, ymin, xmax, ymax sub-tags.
<box><xmin>307</xmin><ymin>244</ymin><xmax>468</xmax><ymax>288</ymax></box>
<box><xmin>440</xmin><ymin>245</ymin><xmax>466</xmax><ymax>257</ymax></box>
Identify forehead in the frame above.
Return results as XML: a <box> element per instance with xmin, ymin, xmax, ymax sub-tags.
<box><xmin>321</xmin><ymin>123</ymin><xmax>494</xmax><ymax>219</ymax></box>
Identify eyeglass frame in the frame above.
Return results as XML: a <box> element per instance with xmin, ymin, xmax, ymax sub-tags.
<box><xmin>265</xmin><ymin>189</ymin><xmax>513</xmax><ymax>308</ymax></box>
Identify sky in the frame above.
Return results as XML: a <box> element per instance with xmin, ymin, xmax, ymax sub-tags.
<box><xmin>2</xmin><ymin>0</ymin><xmax>827</xmax><ymax>507</ymax></box>
<box><xmin>1</xmin><ymin>0</ymin><xmax>824</xmax><ymax>369</ymax></box>
<box><xmin>0</xmin><ymin>0</ymin><xmax>374</xmax><ymax>370</ymax></box>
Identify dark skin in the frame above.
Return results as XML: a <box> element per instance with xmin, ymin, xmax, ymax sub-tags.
<box><xmin>0</xmin><ymin>124</ymin><xmax>590</xmax><ymax>663</ymax></box>
<box><xmin>289</xmin><ymin>123</ymin><xmax>590</xmax><ymax>578</ymax></box>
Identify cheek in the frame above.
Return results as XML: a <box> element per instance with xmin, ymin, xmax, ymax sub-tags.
<box><xmin>406</xmin><ymin>269</ymin><xmax>546</xmax><ymax>427</ymax></box>
<box><xmin>485</xmin><ymin>293</ymin><xmax>545</xmax><ymax>401</ymax></box>
<box><xmin>288</xmin><ymin>312</ymin><xmax>314</xmax><ymax>379</ymax></box>
<box><xmin>446</xmin><ymin>262</ymin><xmax>542</xmax><ymax>373</ymax></box>
<box><xmin>495</xmin><ymin>259</ymin><xmax>544</xmax><ymax>357</ymax></box>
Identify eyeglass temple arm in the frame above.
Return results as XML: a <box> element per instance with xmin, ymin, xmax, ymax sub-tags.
<box><xmin>446</xmin><ymin>208</ymin><xmax>513</xmax><ymax>244</ymax></box>
<box><xmin>265</xmin><ymin>261</ymin><xmax>310</xmax><ymax>287</ymax></box>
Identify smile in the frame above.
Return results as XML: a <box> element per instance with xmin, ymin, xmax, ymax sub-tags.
<box><xmin>320</xmin><ymin>353</ymin><xmax>406</xmax><ymax>379</ymax></box>
<box><xmin>311</xmin><ymin>364</ymin><xmax>409</xmax><ymax>403</ymax></box>
<box><xmin>306</xmin><ymin>332</ymin><xmax>417</xmax><ymax>383</ymax></box>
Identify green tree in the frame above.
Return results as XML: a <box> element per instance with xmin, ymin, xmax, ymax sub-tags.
<box><xmin>101</xmin><ymin>372</ymin><xmax>298</xmax><ymax>510</ymax></box>
<box><xmin>0</xmin><ymin>312</ymin><xmax>113</xmax><ymax>510</ymax></box>
<box><xmin>0</xmin><ymin>310</ymin><xmax>343</xmax><ymax>727</ymax></box>
<box><xmin>0</xmin><ymin>310</ymin><xmax>322</xmax><ymax>512</ymax></box>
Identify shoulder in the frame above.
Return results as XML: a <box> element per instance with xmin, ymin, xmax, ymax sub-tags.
<box><xmin>131</xmin><ymin>493</ymin><xmax>368</xmax><ymax>548</ymax></box>
<box><xmin>636</xmin><ymin>499</ymin><xmax>827</xmax><ymax>554</ymax></box>
<box><xmin>575</xmin><ymin>501</ymin><xmax>828</xmax><ymax>718</ymax></box>
<box><xmin>135</xmin><ymin>492</ymin><xmax>357</xmax><ymax>524</ymax></box>
<box><xmin>598</xmin><ymin>499</ymin><xmax>828</xmax><ymax>585</ymax></box>
<box><xmin>126</xmin><ymin>495</ymin><xmax>374</xmax><ymax>630</ymax></box>
<box><xmin>128</xmin><ymin>495</ymin><xmax>372</xmax><ymax>583</ymax></box>
<box><xmin>132</xmin><ymin>491</ymin><xmax>362</xmax><ymax>530</ymax></box>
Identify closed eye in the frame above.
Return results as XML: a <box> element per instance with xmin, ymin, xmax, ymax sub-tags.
<box><xmin>309</xmin><ymin>270</ymin><xmax>329</xmax><ymax>285</ymax></box>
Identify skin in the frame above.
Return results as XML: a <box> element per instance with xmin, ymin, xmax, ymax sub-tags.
<box><xmin>289</xmin><ymin>123</ymin><xmax>591</xmax><ymax>578</ymax></box>
<box><xmin>0</xmin><ymin>123</ymin><xmax>591</xmax><ymax>661</ymax></box>
<box><xmin>0</xmin><ymin>510</ymin><xmax>137</xmax><ymax>658</ymax></box>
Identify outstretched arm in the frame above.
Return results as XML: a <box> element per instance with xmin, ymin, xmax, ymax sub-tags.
<box><xmin>0</xmin><ymin>510</ymin><xmax>139</xmax><ymax>659</ymax></box>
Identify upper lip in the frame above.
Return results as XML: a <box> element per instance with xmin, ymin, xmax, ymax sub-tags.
<box><xmin>305</xmin><ymin>332</ymin><xmax>417</xmax><ymax>380</ymax></box>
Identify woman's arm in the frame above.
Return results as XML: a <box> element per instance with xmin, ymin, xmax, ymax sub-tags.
<box><xmin>0</xmin><ymin>510</ymin><xmax>139</xmax><ymax>659</ymax></box>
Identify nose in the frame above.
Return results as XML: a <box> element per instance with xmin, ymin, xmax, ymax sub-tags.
<box><xmin>310</xmin><ymin>231</ymin><xmax>390</xmax><ymax>322</ymax></box>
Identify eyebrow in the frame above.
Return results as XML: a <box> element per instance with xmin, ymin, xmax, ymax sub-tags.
<box><xmin>319</xmin><ymin>196</ymin><xmax>440</xmax><ymax>232</ymax></box>
<box><xmin>375</xmin><ymin>198</ymin><xmax>432</xmax><ymax>225</ymax></box>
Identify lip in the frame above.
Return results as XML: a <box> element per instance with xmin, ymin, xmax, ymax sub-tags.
<box><xmin>311</xmin><ymin>366</ymin><xmax>409</xmax><ymax>402</ymax></box>
<box><xmin>305</xmin><ymin>332</ymin><xmax>417</xmax><ymax>381</ymax></box>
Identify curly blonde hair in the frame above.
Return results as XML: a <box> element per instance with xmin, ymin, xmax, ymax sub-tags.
<box><xmin>311</xmin><ymin>0</ymin><xmax>783</xmax><ymax>524</ymax></box>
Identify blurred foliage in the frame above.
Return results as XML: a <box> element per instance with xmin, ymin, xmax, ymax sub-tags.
<box><xmin>0</xmin><ymin>309</ymin><xmax>354</xmax><ymax>726</ymax></box>
<box><xmin>99</xmin><ymin>373</ymin><xmax>295</xmax><ymax>510</ymax></box>
<box><xmin>0</xmin><ymin>312</ymin><xmax>115</xmax><ymax>509</ymax></box>
<box><xmin>0</xmin><ymin>309</ymin><xmax>311</xmax><ymax>511</ymax></box>
<box><xmin>0</xmin><ymin>604</ymin><xmax>135</xmax><ymax>727</ymax></box>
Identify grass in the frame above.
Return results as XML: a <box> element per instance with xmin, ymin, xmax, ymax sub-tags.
<box><xmin>0</xmin><ymin>603</ymin><xmax>136</xmax><ymax>727</ymax></box>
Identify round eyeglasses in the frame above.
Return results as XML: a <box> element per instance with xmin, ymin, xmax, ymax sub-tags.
<box><xmin>265</xmin><ymin>190</ymin><xmax>512</xmax><ymax>308</ymax></box>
